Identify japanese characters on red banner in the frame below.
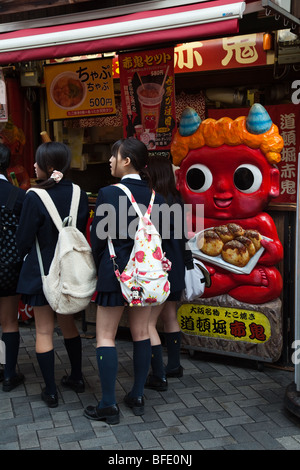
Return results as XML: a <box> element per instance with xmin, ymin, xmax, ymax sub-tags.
<box><xmin>208</xmin><ymin>104</ymin><xmax>300</xmax><ymax>205</ymax></box>
<box><xmin>174</xmin><ymin>33</ymin><xmax>267</xmax><ymax>73</ymax></box>
<box><xmin>119</xmin><ymin>48</ymin><xmax>176</xmax><ymax>152</ymax></box>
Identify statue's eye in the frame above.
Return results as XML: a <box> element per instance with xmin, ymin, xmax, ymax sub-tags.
<box><xmin>186</xmin><ymin>164</ymin><xmax>213</xmax><ymax>193</ymax></box>
<box><xmin>234</xmin><ymin>164</ymin><xmax>263</xmax><ymax>193</ymax></box>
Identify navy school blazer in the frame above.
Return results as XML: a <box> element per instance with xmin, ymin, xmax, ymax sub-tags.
<box><xmin>90</xmin><ymin>177</ymin><xmax>187</xmax><ymax>294</ymax></box>
<box><xmin>16</xmin><ymin>179</ymin><xmax>89</xmax><ymax>295</ymax></box>
<box><xmin>0</xmin><ymin>179</ymin><xmax>26</xmax><ymax>216</ymax></box>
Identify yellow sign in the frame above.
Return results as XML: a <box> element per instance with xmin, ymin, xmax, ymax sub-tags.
<box><xmin>44</xmin><ymin>58</ymin><xmax>116</xmax><ymax>120</ymax></box>
<box><xmin>177</xmin><ymin>303</ymin><xmax>271</xmax><ymax>344</ymax></box>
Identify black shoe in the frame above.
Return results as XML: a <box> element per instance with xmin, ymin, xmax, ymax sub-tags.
<box><xmin>84</xmin><ymin>404</ymin><xmax>120</xmax><ymax>425</ymax></box>
<box><xmin>145</xmin><ymin>375</ymin><xmax>168</xmax><ymax>391</ymax></box>
<box><xmin>41</xmin><ymin>388</ymin><xmax>58</xmax><ymax>408</ymax></box>
<box><xmin>165</xmin><ymin>365</ymin><xmax>183</xmax><ymax>378</ymax></box>
<box><xmin>123</xmin><ymin>393</ymin><xmax>144</xmax><ymax>416</ymax></box>
<box><xmin>61</xmin><ymin>375</ymin><xmax>85</xmax><ymax>393</ymax></box>
<box><xmin>2</xmin><ymin>372</ymin><xmax>25</xmax><ymax>392</ymax></box>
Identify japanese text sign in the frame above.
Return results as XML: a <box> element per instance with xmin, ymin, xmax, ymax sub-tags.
<box><xmin>44</xmin><ymin>58</ymin><xmax>116</xmax><ymax>120</ymax></box>
<box><xmin>174</xmin><ymin>33</ymin><xmax>268</xmax><ymax>74</ymax></box>
<box><xmin>119</xmin><ymin>48</ymin><xmax>176</xmax><ymax>152</ymax></box>
<box><xmin>177</xmin><ymin>303</ymin><xmax>271</xmax><ymax>344</ymax></box>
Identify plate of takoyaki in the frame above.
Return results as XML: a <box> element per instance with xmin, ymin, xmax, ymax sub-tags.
<box><xmin>188</xmin><ymin>223</ymin><xmax>272</xmax><ymax>274</ymax></box>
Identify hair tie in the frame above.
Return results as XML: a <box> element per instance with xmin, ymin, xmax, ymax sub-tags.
<box><xmin>50</xmin><ymin>170</ymin><xmax>63</xmax><ymax>183</ymax></box>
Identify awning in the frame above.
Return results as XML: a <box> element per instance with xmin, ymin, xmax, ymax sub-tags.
<box><xmin>0</xmin><ymin>1</ymin><xmax>245</xmax><ymax>65</ymax></box>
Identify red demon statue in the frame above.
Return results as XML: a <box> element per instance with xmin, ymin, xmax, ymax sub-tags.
<box><xmin>172</xmin><ymin>104</ymin><xmax>284</xmax><ymax>304</ymax></box>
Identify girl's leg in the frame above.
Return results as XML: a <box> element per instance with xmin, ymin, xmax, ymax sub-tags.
<box><xmin>34</xmin><ymin>306</ymin><xmax>58</xmax><ymax>405</ymax></box>
<box><xmin>84</xmin><ymin>305</ymin><xmax>123</xmax><ymax>424</ymax></box>
<box><xmin>0</xmin><ymin>295</ymin><xmax>24</xmax><ymax>390</ymax></box>
<box><xmin>145</xmin><ymin>304</ymin><xmax>168</xmax><ymax>390</ymax></box>
<box><xmin>57</xmin><ymin>314</ymin><xmax>84</xmax><ymax>391</ymax></box>
<box><xmin>95</xmin><ymin>305</ymin><xmax>123</xmax><ymax>407</ymax></box>
<box><xmin>125</xmin><ymin>306</ymin><xmax>152</xmax><ymax>414</ymax></box>
<box><xmin>160</xmin><ymin>301</ymin><xmax>183</xmax><ymax>377</ymax></box>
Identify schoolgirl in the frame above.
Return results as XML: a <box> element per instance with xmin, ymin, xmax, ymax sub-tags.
<box><xmin>16</xmin><ymin>142</ymin><xmax>89</xmax><ymax>407</ymax></box>
<box><xmin>145</xmin><ymin>154</ymin><xmax>193</xmax><ymax>391</ymax></box>
<box><xmin>84</xmin><ymin>137</ymin><xmax>170</xmax><ymax>424</ymax></box>
<box><xmin>0</xmin><ymin>143</ymin><xmax>26</xmax><ymax>391</ymax></box>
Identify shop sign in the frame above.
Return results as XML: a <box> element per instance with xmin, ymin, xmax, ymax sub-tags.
<box><xmin>208</xmin><ymin>104</ymin><xmax>300</xmax><ymax>205</ymax></box>
<box><xmin>44</xmin><ymin>58</ymin><xmax>116</xmax><ymax>120</ymax></box>
<box><xmin>177</xmin><ymin>303</ymin><xmax>271</xmax><ymax>344</ymax></box>
<box><xmin>47</xmin><ymin>33</ymin><xmax>267</xmax><ymax>80</ymax></box>
<box><xmin>119</xmin><ymin>47</ymin><xmax>176</xmax><ymax>151</ymax></box>
<box><xmin>174</xmin><ymin>33</ymin><xmax>267</xmax><ymax>73</ymax></box>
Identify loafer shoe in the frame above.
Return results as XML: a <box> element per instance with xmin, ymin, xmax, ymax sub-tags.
<box><xmin>84</xmin><ymin>404</ymin><xmax>120</xmax><ymax>425</ymax></box>
<box><xmin>123</xmin><ymin>393</ymin><xmax>144</xmax><ymax>416</ymax></box>
<box><xmin>145</xmin><ymin>375</ymin><xmax>168</xmax><ymax>391</ymax></box>
<box><xmin>61</xmin><ymin>375</ymin><xmax>85</xmax><ymax>393</ymax></box>
<box><xmin>41</xmin><ymin>388</ymin><xmax>58</xmax><ymax>408</ymax></box>
<box><xmin>165</xmin><ymin>365</ymin><xmax>183</xmax><ymax>378</ymax></box>
<box><xmin>2</xmin><ymin>372</ymin><xmax>25</xmax><ymax>392</ymax></box>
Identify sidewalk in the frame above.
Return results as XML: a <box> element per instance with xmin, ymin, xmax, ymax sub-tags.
<box><xmin>1</xmin><ymin>319</ymin><xmax>300</xmax><ymax>451</ymax></box>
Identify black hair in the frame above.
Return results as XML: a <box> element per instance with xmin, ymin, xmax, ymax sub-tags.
<box><xmin>111</xmin><ymin>137</ymin><xmax>149</xmax><ymax>178</ymax></box>
<box><xmin>146</xmin><ymin>154</ymin><xmax>179</xmax><ymax>202</ymax></box>
<box><xmin>35</xmin><ymin>141</ymin><xmax>71</xmax><ymax>189</ymax></box>
<box><xmin>0</xmin><ymin>143</ymin><xmax>11</xmax><ymax>178</ymax></box>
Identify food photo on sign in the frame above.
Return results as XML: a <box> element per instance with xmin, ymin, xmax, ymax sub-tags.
<box><xmin>119</xmin><ymin>48</ymin><xmax>176</xmax><ymax>152</ymax></box>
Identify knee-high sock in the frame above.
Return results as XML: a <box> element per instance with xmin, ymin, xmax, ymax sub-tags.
<box><xmin>36</xmin><ymin>349</ymin><xmax>57</xmax><ymax>395</ymax></box>
<box><xmin>96</xmin><ymin>346</ymin><xmax>118</xmax><ymax>408</ymax></box>
<box><xmin>64</xmin><ymin>335</ymin><xmax>82</xmax><ymax>380</ymax></box>
<box><xmin>130</xmin><ymin>339</ymin><xmax>151</xmax><ymax>397</ymax></box>
<box><xmin>2</xmin><ymin>332</ymin><xmax>20</xmax><ymax>379</ymax></box>
<box><xmin>164</xmin><ymin>331</ymin><xmax>181</xmax><ymax>372</ymax></box>
<box><xmin>150</xmin><ymin>344</ymin><xmax>165</xmax><ymax>379</ymax></box>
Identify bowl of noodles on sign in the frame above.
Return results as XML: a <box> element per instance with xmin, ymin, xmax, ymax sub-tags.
<box><xmin>50</xmin><ymin>72</ymin><xmax>87</xmax><ymax>110</ymax></box>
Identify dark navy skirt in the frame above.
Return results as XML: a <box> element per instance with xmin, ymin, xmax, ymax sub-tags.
<box><xmin>94</xmin><ymin>289</ymin><xmax>182</xmax><ymax>307</ymax></box>
<box><xmin>21</xmin><ymin>293</ymin><xmax>48</xmax><ymax>307</ymax></box>
<box><xmin>95</xmin><ymin>291</ymin><xmax>127</xmax><ymax>307</ymax></box>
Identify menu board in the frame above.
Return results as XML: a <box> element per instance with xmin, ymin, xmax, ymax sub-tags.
<box><xmin>44</xmin><ymin>58</ymin><xmax>116</xmax><ymax>120</ymax></box>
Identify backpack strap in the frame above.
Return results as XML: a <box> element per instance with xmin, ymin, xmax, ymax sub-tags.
<box><xmin>107</xmin><ymin>183</ymin><xmax>156</xmax><ymax>264</ymax></box>
<box><xmin>5</xmin><ymin>185</ymin><xmax>19</xmax><ymax>212</ymax></box>
<box><xmin>28</xmin><ymin>184</ymin><xmax>81</xmax><ymax>279</ymax></box>
<box><xmin>27</xmin><ymin>184</ymin><xmax>81</xmax><ymax>231</ymax></box>
<box><xmin>115</xmin><ymin>183</ymin><xmax>155</xmax><ymax>220</ymax></box>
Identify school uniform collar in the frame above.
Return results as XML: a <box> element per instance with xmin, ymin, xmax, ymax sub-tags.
<box><xmin>121</xmin><ymin>174</ymin><xmax>141</xmax><ymax>180</ymax></box>
<box><xmin>0</xmin><ymin>174</ymin><xmax>8</xmax><ymax>181</ymax></box>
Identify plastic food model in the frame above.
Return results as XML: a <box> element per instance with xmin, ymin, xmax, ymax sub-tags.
<box><xmin>171</xmin><ymin>104</ymin><xmax>284</xmax><ymax>304</ymax></box>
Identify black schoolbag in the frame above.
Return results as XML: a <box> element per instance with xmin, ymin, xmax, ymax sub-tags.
<box><xmin>0</xmin><ymin>186</ymin><xmax>22</xmax><ymax>292</ymax></box>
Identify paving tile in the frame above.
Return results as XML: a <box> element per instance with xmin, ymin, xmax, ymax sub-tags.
<box><xmin>1</xmin><ymin>320</ymin><xmax>298</xmax><ymax>451</ymax></box>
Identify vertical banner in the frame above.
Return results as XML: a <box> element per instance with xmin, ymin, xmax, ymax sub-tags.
<box><xmin>119</xmin><ymin>48</ymin><xmax>176</xmax><ymax>152</ymax></box>
<box><xmin>0</xmin><ymin>70</ymin><xmax>8</xmax><ymax>124</ymax></box>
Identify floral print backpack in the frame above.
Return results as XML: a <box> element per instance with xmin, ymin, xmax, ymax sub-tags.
<box><xmin>108</xmin><ymin>184</ymin><xmax>171</xmax><ymax>307</ymax></box>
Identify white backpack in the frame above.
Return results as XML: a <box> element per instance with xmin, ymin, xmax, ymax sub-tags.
<box><xmin>28</xmin><ymin>184</ymin><xmax>97</xmax><ymax>314</ymax></box>
<box><xmin>108</xmin><ymin>183</ymin><xmax>171</xmax><ymax>307</ymax></box>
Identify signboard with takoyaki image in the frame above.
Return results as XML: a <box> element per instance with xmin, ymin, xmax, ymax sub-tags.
<box><xmin>188</xmin><ymin>223</ymin><xmax>272</xmax><ymax>275</ymax></box>
<box><xmin>44</xmin><ymin>58</ymin><xmax>116</xmax><ymax>120</ymax></box>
